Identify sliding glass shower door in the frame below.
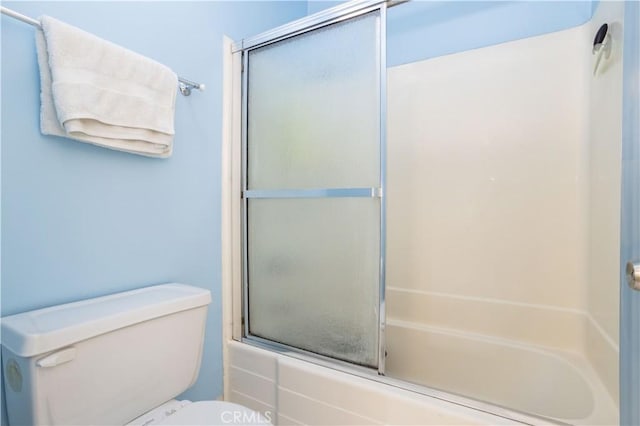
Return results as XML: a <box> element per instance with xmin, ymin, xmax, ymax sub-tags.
<box><xmin>242</xmin><ymin>8</ymin><xmax>385</xmax><ymax>368</ymax></box>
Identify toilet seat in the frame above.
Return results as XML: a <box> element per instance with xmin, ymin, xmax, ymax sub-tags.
<box><xmin>156</xmin><ymin>401</ymin><xmax>271</xmax><ymax>425</ymax></box>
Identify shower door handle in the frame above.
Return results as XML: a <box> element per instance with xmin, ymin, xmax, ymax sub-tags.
<box><xmin>627</xmin><ymin>261</ymin><xmax>640</xmax><ymax>291</ymax></box>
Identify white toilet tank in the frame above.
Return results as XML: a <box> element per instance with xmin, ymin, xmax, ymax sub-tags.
<box><xmin>1</xmin><ymin>283</ymin><xmax>212</xmax><ymax>426</ymax></box>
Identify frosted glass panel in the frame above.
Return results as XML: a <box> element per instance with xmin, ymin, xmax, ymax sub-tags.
<box><xmin>247</xmin><ymin>12</ymin><xmax>380</xmax><ymax>190</ymax></box>
<box><xmin>248</xmin><ymin>198</ymin><xmax>380</xmax><ymax>367</ymax></box>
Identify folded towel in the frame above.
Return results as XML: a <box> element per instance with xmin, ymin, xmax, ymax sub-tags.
<box><xmin>35</xmin><ymin>16</ymin><xmax>178</xmax><ymax>158</ymax></box>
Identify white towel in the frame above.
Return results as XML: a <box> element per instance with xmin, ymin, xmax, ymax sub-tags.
<box><xmin>35</xmin><ymin>16</ymin><xmax>178</xmax><ymax>158</ymax></box>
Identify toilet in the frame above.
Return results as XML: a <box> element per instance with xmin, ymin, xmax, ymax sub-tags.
<box><xmin>1</xmin><ymin>283</ymin><xmax>269</xmax><ymax>425</ymax></box>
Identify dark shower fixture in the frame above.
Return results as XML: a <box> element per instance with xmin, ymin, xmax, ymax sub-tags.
<box><xmin>593</xmin><ymin>23</ymin><xmax>608</xmax><ymax>50</ymax></box>
<box><xmin>592</xmin><ymin>23</ymin><xmax>611</xmax><ymax>75</ymax></box>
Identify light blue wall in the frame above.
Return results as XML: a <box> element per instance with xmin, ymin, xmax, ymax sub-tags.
<box><xmin>308</xmin><ymin>0</ymin><xmax>594</xmax><ymax>67</ymax></box>
<box><xmin>0</xmin><ymin>1</ymin><xmax>306</xmax><ymax>424</ymax></box>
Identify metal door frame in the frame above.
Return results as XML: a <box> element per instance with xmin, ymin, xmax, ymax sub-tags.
<box><xmin>620</xmin><ymin>1</ymin><xmax>640</xmax><ymax>424</ymax></box>
<box><xmin>237</xmin><ymin>0</ymin><xmax>388</xmax><ymax>374</ymax></box>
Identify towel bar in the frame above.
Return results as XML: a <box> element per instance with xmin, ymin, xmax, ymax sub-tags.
<box><xmin>1</xmin><ymin>6</ymin><xmax>205</xmax><ymax>96</ymax></box>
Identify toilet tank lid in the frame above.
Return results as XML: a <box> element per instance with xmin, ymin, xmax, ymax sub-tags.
<box><xmin>1</xmin><ymin>283</ymin><xmax>211</xmax><ymax>357</ymax></box>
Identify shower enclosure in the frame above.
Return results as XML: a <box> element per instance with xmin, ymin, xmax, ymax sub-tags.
<box><xmin>227</xmin><ymin>0</ymin><xmax>639</xmax><ymax>424</ymax></box>
<box><xmin>241</xmin><ymin>7</ymin><xmax>385</xmax><ymax>370</ymax></box>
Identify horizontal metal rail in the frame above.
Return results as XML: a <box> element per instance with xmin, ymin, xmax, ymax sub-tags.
<box><xmin>244</xmin><ymin>187</ymin><xmax>382</xmax><ymax>199</ymax></box>
<box><xmin>232</xmin><ymin>0</ymin><xmax>408</xmax><ymax>53</ymax></box>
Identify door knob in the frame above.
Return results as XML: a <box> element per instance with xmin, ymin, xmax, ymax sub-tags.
<box><xmin>626</xmin><ymin>261</ymin><xmax>640</xmax><ymax>291</ymax></box>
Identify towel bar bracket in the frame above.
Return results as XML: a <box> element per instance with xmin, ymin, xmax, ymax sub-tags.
<box><xmin>178</xmin><ymin>79</ymin><xmax>206</xmax><ymax>96</ymax></box>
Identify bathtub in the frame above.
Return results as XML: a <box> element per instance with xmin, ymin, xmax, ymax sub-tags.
<box><xmin>226</xmin><ymin>340</ymin><xmax>517</xmax><ymax>425</ymax></box>
<box><xmin>225</xmin><ymin>328</ymin><xmax>617</xmax><ymax>426</ymax></box>
<box><xmin>385</xmin><ymin>320</ymin><xmax>618</xmax><ymax>425</ymax></box>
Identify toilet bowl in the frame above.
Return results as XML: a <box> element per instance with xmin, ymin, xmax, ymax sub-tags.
<box><xmin>127</xmin><ymin>400</ymin><xmax>270</xmax><ymax>426</ymax></box>
<box><xmin>1</xmin><ymin>283</ymin><xmax>266</xmax><ymax>426</ymax></box>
